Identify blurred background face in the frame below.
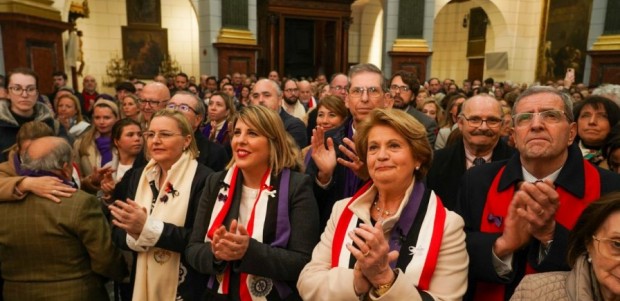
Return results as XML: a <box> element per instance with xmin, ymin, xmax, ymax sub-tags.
<box><xmin>389</xmin><ymin>76</ymin><xmax>412</xmax><ymax>109</ymax></box>
<box><xmin>422</xmin><ymin>103</ymin><xmax>437</xmax><ymax>121</ymax></box>
<box><xmin>83</xmin><ymin>76</ymin><xmax>97</xmax><ymax>92</ymax></box>
<box><xmin>251</xmin><ymin>80</ymin><xmax>281</xmax><ymax>111</ymax></box>
<box><xmin>316</xmin><ymin>106</ymin><xmax>344</xmax><ymax>131</ymax></box>
<box><xmin>577</xmin><ymin>104</ymin><xmax>610</xmax><ymax>146</ymax></box>
<box><xmin>57</xmin><ymin>97</ymin><xmax>77</xmax><ymax>119</ymax></box>
<box><xmin>93</xmin><ymin>106</ymin><xmax>117</xmax><ymax>135</ymax></box>
<box><xmin>208</xmin><ymin>95</ymin><xmax>229</xmax><ymax>122</ymax></box>
<box><xmin>115</xmin><ymin>124</ymin><xmax>143</xmax><ymax>157</ymax></box>
<box><xmin>122</xmin><ymin>97</ymin><xmax>140</xmax><ymax>119</ymax></box>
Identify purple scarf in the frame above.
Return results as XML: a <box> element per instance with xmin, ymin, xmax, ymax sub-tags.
<box><xmin>95</xmin><ymin>136</ymin><xmax>113</xmax><ymax>166</ymax></box>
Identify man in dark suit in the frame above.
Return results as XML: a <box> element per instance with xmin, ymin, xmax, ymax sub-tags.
<box><xmin>166</xmin><ymin>91</ymin><xmax>230</xmax><ymax>171</ymax></box>
<box><xmin>427</xmin><ymin>94</ymin><xmax>514</xmax><ymax>209</ymax></box>
<box><xmin>0</xmin><ymin>137</ymin><xmax>126</xmax><ymax>300</ymax></box>
<box><xmin>305</xmin><ymin>63</ymin><xmax>394</xmax><ymax>227</ymax></box>
<box><xmin>389</xmin><ymin>70</ymin><xmax>438</xmax><ymax>145</ymax></box>
<box><xmin>250</xmin><ymin>79</ymin><xmax>307</xmax><ymax>149</ymax></box>
<box><xmin>455</xmin><ymin>86</ymin><xmax>620</xmax><ymax>301</ymax></box>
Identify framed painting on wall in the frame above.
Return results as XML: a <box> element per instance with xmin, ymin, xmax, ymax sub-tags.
<box><xmin>122</xmin><ymin>26</ymin><xmax>168</xmax><ymax>79</ymax></box>
<box><xmin>126</xmin><ymin>0</ymin><xmax>161</xmax><ymax>26</ymax></box>
<box><xmin>535</xmin><ymin>0</ymin><xmax>593</xmax><ymax>83</ymax></box>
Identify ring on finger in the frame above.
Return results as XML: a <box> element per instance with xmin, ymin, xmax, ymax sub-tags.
<box><xmin>363</xmin><ymin>250</ymin><xmax>370</xmax><ymax>257</ymax></box>
<box><xmin>537</xmin><ymin>209</ymin><xmax>544</xmax><ymax>216</ymax></box>
<box><xmin>52</xmin><ymin>190</ymin><xmax>57</xmax><ymax>195</ymax></box>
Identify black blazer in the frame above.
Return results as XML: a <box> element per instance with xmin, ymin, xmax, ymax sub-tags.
<box><xmin>185</xmin><ymin>169</ymin><xmax>320</xmax><ymax>301</ymax></box>
<box><xmin>405</xmin><ymin>105</ymin><xmax>439</xmax><ymax>146</ymax></box>
<box><xmin>194</xmin><ymin>130</ymin><xmax>231</xmax><ymax>172</ymax></box>
<box><xmin>279</xmin><ymin>109</ymin><xmax>308</xmax><ymax>149</ymax></box>
<box><xmin>427</xmin><ymin>138</ymin><xmax>514</xmax><ymax>210</ymax></box>
<box><xmin>454</xmin><ymin>144</ymin><xmax>620</xmax><ymax>301</ymax></box>
<box><xmin>112</xmin><ymin>163</ymin><xmax>213</xmax><ymax>300</ymax></box>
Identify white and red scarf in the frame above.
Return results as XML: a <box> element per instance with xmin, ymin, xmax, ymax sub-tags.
<box><xmin>204</xmin><ymin>165</ymin><xmax>292</xmax><ymax>300</ymax></box>
<box><xmin>330</xmin><ymin>181</ymin><xmax>446</xmax><ymax>291</ymax></box>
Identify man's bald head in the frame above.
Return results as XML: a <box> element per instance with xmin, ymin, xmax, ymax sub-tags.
<box><xmin>140</xmin><ymin>82</ymin><xmax>171</xmax><ymax>121</ymax></box>
<box><xmin>22</xmin><ymin>137</ymin><xmax>74</xmax><ymax>180</ymax></box>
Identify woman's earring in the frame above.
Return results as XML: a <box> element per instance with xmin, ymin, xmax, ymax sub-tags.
<box><xmin>415</xmin><ymin>166</ymin><xmax>420</xmax><ymax>170</ymax></box>
<box><xmin>587</xmin><ymin>254</ymin><xmax>592</xmax><ymax>263</ymax></box>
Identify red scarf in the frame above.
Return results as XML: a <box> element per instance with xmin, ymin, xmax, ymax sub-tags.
<box><xmin>476</xmin><ymin>160</ymin><xmax>600</xmax><ymax>301</ymax></box>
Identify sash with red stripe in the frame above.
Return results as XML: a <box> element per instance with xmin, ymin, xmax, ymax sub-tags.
<box><xmin>476</xmin><ymin>160</ymin><xmax>600</xmax><ymax>301</ymax></box>
<box><xmin>331</xmin><ymin>181</ymin><xmax>446</xmax><ymax>291</ymax></box>
<box><xmin>204</xmin><ymin>166</ymin><xmax>293</xmax><ymax>300</ymax></box>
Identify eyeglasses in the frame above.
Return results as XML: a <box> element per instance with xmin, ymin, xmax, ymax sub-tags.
<box><xmin>348</xmin><ymin>87</ymin><xmax>382</xmax><ymax>99</ymax></box>
<box><xmin>330</xmin><ymin>85</ymin><xmax>346</xmax><ymax>92</ymax></box>
<box><xmin>592</xmin><ymin>236</ymin><xmax>620</xmax><ymax>261</ymax></box>
<box><xmin>140</xmin><ymin>99</ymin><xmax>168</xmax><ymax>107</ymax></box>
<box><xmin>284</xmin><ymin>88</ymin><xmax>299</xmax><ymax>93</ymax></box>
<box><xmin>167</xmin><ymin>103</ymin><xmax>199</xmax><ymax>114</ymax></box>
<box><xmin>512</xmin><ymin>110</ymin><xmax>568</xmax><ymax>127</ymax></box>
<box><xmin>8</xmin><ymin>86</ymin><xmax>37</xmax><ymax>95</ymax></box>
<box><xmin>460</xmin><ymin>115</ymin><xmax>503</xmax><ymax>128</ymax></box>
<box><xmin>143</xmin><ymin>130</ymin><xmax>184</xmax><ymax>140</ymax></box>
<box><xmin>389</xmin><ymin>85</ymin><xmax>411</xmax><ymax>93</ymax></box>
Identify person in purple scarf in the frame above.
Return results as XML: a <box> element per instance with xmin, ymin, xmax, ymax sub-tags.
<box><xmin>73</xmin><ymin>98</ymin><xmax>119</xmax><ymax>194</ymax></box>
<box><xmin>0</xmin><ymin>121</ymin><xmax>77</xmax><ymax>202</ymax></box>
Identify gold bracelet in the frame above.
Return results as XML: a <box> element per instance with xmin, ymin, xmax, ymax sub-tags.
<box><xmin>373</xmin><ymin>269</ymin><xmax>398</xmax><ymax>297</ymax></box>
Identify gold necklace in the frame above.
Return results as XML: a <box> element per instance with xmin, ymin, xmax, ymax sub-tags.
<box><xmin>372</xmin><ymin>200</ymin><xmax>394</xmax><ymax>218</ymax></box>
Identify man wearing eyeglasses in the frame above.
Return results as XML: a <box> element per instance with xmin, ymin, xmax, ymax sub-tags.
<box><xmin>165</xmin><ymin>91</ymin><xmax>229</xmax><ymax>172</ymax></box>
<box><xmin>139</xmin><ymin>82</ymin><xmax>170</xmax><ymax>128</ymax></box>
<box><xmin>427</xmin><ymin>94</ymin><xmax>514</xmax><ymax>210</ymax></box>
<box><xmin>455</xmin><ymin>86</ymin><xmax>620</xmax><ymax>301</ymax></box>
<box><xmin>306</xmin><ymin>63</ymin><xmax>393</xmax><ymax>228</ymax></box>
<box><xmin>0</xmin><ymin>68</ymin><xmax>68</xmax><ymax>163</ymax></box>
<box><xmin>388</xmin><ymin>70</ymin><xmax>438</xmax><ymax>146</ymax></box>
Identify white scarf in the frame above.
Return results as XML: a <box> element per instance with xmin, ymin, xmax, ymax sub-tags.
<box><xmin>132</xmin><ymin>152</ymin><xmax>198</xmax><ymax>301</ymax></box>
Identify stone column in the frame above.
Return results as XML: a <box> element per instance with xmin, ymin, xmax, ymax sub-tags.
<box><xmin>387</xmin><ymin>0</ymin><xmax>431</xmax><ymax>81</ymax></box>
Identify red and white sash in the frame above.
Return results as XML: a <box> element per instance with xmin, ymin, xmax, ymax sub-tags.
<box><xmin>331</xmin><ymin>182</ymin><xmax>446</xmax><ymax>291</ymax></box>
<box><xmin>204</xmin><ymin>165</ymin><xmax>277</xmax><ymax>300</ymax></box>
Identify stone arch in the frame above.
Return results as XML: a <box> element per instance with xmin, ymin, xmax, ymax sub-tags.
<box><xmin>350</xmin><ymin>0</ymin><xmax>384</xmax><ymax>67</ymax></box>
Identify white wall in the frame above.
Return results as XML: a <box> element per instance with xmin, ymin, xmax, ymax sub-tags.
<box><xmin>52</xmin><ymin>0</ymin><xmax>199</xmax><ymax>93</ymax></box>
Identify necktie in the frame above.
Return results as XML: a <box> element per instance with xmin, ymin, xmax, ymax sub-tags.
<box><xmin>473</xmin><ymin>157</ymin><xmax>486</xmax><ymax>166</ymax></box>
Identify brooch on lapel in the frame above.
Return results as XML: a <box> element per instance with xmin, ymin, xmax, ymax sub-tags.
<box><xmin>160</xmin><ymin>182</ymin><xmax>179</xmax><ymax>204</ymax></box>
<box><xmin>487</xmin><ymin>213</ymin><xmax>503</xmax><ymax>228</ymax></box>
<box><xmin>217</xmin><ymin>182</ymin><xmax>230</xmax><ymax>202</ymax></box>
<box><xmin>262</xmin><ymin>184</ymin><xmax>276</xmax><ymax>198</ymax></box>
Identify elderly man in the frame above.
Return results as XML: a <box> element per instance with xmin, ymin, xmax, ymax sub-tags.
<box><xmin>389</xmin><ymin>70</ymin><xmax>438</xmax><ymax>145</ymax></box>
<box><xmin>80</xmin><ymin>75</ymin><xmax>98</xmax><ymax>114</ymax></box>
<box><xmin>281</xmin><ymin>79</ymin><xmax>307</xmax><ymax>121</ymax></box>
<box><xmin>250</xmin><ymin>78</ymin><xmax>307</xmax><ymax>148</ymax></box>
<box><xmin>166</xmin><ymin>91</ymin><xmax>229</xmax><ymax>171</ymax></box>
<box><xmin>139</xmin><ymin>82</ymin><xmax>170</xmax><ymax>128</ymax></box>
<box><xmin>306</xmin><ymin>63</ymin><xmax>394</xmax><ymax>227</ymax></box>
<box><xmin>427</xmin><ymin>94</ymin><xmax>514</xmax><ymax>209</ymax></box>
<box><xmin>298</xmin><ymin>79</ymin><xmax>317</xmax><ymax>110</ymax></box>
<box><xmin>329</xmin><ymin>73</ymin><xmax>348</xmax><ymax>101</ymax></box>
<box><xmin>455</xmin><ymin>86</ymin><xmax>620</xmax><ymax>301</ymax></box>
<box><xmin>0</xmin><ymin>137</ymin><xmax>126</xmax><ymax>300</ymax></box>
<box><xmin>0</xmin><ymin>68</ymin><xmax>67</xmax><ymax>162</ymax></box>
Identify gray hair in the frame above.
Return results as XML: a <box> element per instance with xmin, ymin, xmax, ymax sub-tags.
<box><xmin>172</xmin><ymin>90</ymin><xmax>205</xmax><ymax>121</ymax></box>
<box><xmin>513</xmin><ymin>86</ymin><xmax>574</xmax><ymax>122</ymax></box>
<box><xmin>592</xmin><ymin>84</ymin><xmax>620</xmax><ymax>106</ymax></box>
<box><xmin>348</xmin><ymin>63</ymin><xmax>386</xmax><ymax>92</ymax></box>
<box><xmin>256</xmin><ymin>78</ymin><xmax>282</xmax><ymax>97</ymax></box>
<box><xmin>22</xmin><ymin>139</ymin><xmax>73</xmax><ymax>172</ymax></box>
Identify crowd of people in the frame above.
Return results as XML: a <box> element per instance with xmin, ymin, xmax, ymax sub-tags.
<box><xmin>0</xmin><ymin>64</ymin><xmax>619</xmax><ymax>301</ymax></box>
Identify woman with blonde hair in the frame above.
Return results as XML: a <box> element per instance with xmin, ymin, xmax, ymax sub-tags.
<box><xmin>121</xmin><ymin>93</ymin><xmax>142</xmax><ymax>122</ymax></box>
<box><xmin>186</xmin><ymin>105</ymin><xmax>320</xmax><ymax>300</ymax></box>
<box><xmin>298</xmin><ymin>109</ymin><xmax>468</xmax><ymax>301</ymax></box>
<box><xmin>110</xmin><ymin>109</ymin><xmax>214</xmax><ymax>300</ymax></box>
<box><xmin>418</xmin><ymin>98</ymin><xmax>444</xmax><ymax>125</ymax></box>
<box><xmin>56</xmin><ymin>93</ymin><xmax>90</xmax><ymax>139</ymax></box>
<box><xmin>73</xmin><ymin>98</ymin><xmax>120</xmax><ymax>193</ymax></box>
